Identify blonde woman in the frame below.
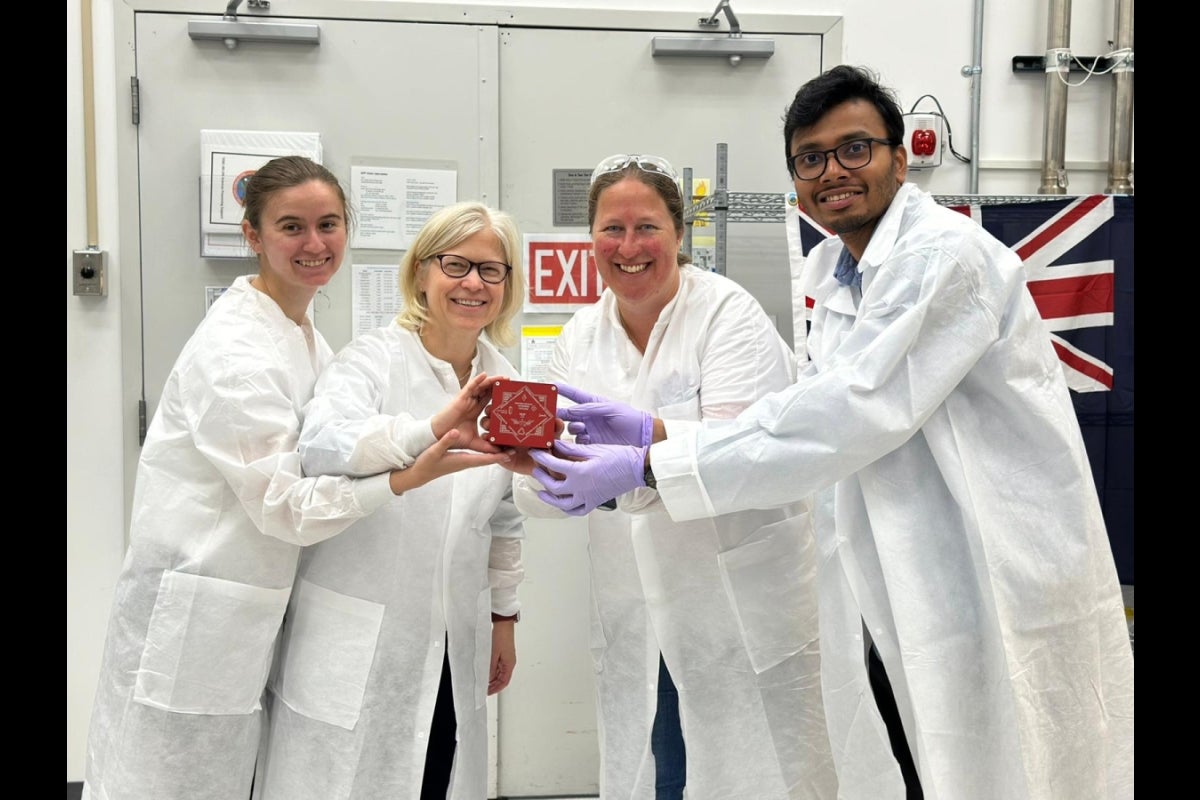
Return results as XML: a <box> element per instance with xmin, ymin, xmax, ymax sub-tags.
<box><xmin>255</xmin><ymin>202</ymin><xmax>528</xmax><ymax>800</ymax></box>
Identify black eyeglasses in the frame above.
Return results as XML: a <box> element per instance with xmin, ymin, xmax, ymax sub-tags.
<box><xmin>790</xmin><ymin>138</ymin><xmax>898</xmax><ymax>180</ymax></box>
<box><xmin>433</xmin><ymin>254</ymin><xmax>512</xmax><ymax>284</ymax></box>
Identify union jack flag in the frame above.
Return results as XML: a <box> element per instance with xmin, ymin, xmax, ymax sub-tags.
<box><xmin>785</xmin><ymin>193</ymin><xmax>1134</xmax><ymax>584</ymax></box>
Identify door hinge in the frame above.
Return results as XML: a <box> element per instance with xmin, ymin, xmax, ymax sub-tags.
<box><xmin>130</xmin><ymin>76</ymin><xmax>140</xmax><ymax>125</ymax></box>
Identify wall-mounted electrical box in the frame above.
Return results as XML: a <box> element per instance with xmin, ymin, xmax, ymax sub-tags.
<box><xmin>73</xmin><ymin>249</ymin><xmax>108</xmax><ymax>297</ymax></box>
<box><xmin>903</xmin><ymin>112</ymin><xmax>943</xmax><ymax>169</ymax></box>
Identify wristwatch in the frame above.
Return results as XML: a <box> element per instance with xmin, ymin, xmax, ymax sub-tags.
<box><xmin>643</xmin><ymin>462</ymin><xmax>657</xmax><ymax>490</ymax></box>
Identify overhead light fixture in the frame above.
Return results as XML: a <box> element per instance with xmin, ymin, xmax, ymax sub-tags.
<box><xmin>652</xmin><ymin>0</ymin><xmax>773</xmax><ymax>65</ymax></box>
<box><xmin>188</xmin><ymin>0</ymin><xmax>320</xmax><ymax>50</ymax></box>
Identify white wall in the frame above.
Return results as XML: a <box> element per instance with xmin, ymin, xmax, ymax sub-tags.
<box><xmin>67</xmin><ymin>0</ymin><xmax>127</xmax><ymax>783</ymax></box>
<box><xmin>65</xmin><ymin>0</ymin><xmax>1131</xmax><ymax>784</ymax></box>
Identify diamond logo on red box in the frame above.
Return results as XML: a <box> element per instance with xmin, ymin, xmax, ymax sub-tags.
<box><xmin>488</xmin><ymin>380</ymin><xmax>558</xmax><ymax>449</ymax></box>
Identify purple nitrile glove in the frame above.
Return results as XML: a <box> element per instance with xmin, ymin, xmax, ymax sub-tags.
<box><xmin>555</xmin><ymin>382</ymin><xmax>653</xmax><ymax>447</ymax></box>
<box><xmin>529</xmin><ymin>439</ymin><xmax>647</xmax><ymax>516</ymax></box>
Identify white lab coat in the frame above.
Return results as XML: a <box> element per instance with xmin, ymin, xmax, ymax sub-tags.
<box><xmin>652</xmin><ymin>185</ymin><xmax>1135</xmax><ymax>800</ymax></box>
<box><xmin>82</xmin><ymin>275</ymin><xmax>394</xmax><ymax>800</ymax></box>
<box><xmin>253</xmin><ymin>323</ymin><xmax>525</xmax><ymax>800</ymax></box>
<box><xmin>515</xmin><ymin>265</ymin><xmax>837</xmax><ymax>800</ymax></box>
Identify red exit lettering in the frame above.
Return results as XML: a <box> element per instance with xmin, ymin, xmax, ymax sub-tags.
<box><xmin>528</xmin><ymin>240</ymin><xmax>605</xmax><ymax>305</ymax></box>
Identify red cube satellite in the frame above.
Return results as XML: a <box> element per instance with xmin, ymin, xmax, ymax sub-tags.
<box><xmin>487</xmin><ymin>380</ymin><xmax>558</xmax><ymax>449</ymax></box>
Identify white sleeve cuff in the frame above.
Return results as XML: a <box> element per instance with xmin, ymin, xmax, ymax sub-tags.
<box><xmin>651</xmin><ymin>420</ymin><xmax>718</xmax><ymax>522</ymax></box>
<box><xmin>512</xmin><ymin>474</ymin><xmax>569</xmax><ymax>519</ymax></box>
<box><xmin>391</xmin><ymin>417</ymin><xmax>439</xmax><ymax>460</ymax></box>
<box><xmin>352</xmin><ymin>472</ymin><xmax>397</xmax><ymax>511</ymax></box>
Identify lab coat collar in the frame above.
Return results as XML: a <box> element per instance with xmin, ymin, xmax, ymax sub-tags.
<box><xmin>805</xmin><ymin>241</ymin><xmax>855</xmax><ymax>316</ymax></box>
<box><xmin>810</xmin><ymin>184</ymin><xmax>916</xmax><ymax>316</ymax></box>
<box><xmin>600</xmin><ymin>264</ymin><xmax>691</xmax><ymax>342</ymax></box>
<box><xmin>858</xmin><ymin>182</ymin><xmax>917</xmax><ymax>277</ymax></box>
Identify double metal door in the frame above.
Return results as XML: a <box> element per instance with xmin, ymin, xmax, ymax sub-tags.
<box><xmin>126</xmin><ymin>8</ymin><xmax>823</xmax><ymax>794</ymax></box>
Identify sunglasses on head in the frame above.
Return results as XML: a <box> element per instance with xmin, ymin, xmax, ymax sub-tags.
<box><xmin>590</xmin><ymin>153</ymin><xmax>680</xmax><ymax>185</ymax></box>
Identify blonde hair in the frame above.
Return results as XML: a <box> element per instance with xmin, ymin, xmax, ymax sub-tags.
<box><xmin>396</xmin><ymin>201</ymin><xmax>524</xmax><ymax>348</ymax></box>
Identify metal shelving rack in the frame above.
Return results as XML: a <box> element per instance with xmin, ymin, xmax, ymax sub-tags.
<box><xmin>682</xmin><ymin>142</ymin><xmax>780</xmax><ymax>276</ymax></box>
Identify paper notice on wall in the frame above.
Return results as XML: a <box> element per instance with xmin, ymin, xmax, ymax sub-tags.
<box><xmin>352</xmin><ymin>263</ymin><xmax>404</xmax><ymax>339</ymax></box>
<box><xmin>200</xmin><ymin>130</ymin><xmax>323</xmax><ymax>259</ymax></box>
<box><xmin>350</xmin><ymin>165</ymin><xmax>457</xmax><ymax>251</ymax></box>
<box><xmin>520</xmin><ymin>325</ymin><xmax>563</xmax><ymax>383</ymax></box>
<box><xmin>687</xmin><ymin>177</ymin><xmax>717</xmax><ymax>271</ymax></box>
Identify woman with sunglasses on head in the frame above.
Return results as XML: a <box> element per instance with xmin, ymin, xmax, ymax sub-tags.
<box><xmin>509</xmin><ymin>155</ymin><xmax>837</xmax><ymax>799</ymax></box>
<box><xmin>253</xmin><ymin>201</ymin><xmax>528</xmax><ymax>800</ymax></box>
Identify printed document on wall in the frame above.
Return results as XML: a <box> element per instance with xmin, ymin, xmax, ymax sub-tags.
<box><xmin>351</xmin><ymin>166</ymin><xmax>457</xmax><ymax>251</ymax></box>
<box><xmin>199</xmin><ymin>130</ymin><xmax>323</xmax><ymax>258</ymax></box>
<box><xmin>521</xmin><ymin>325</ymin><xmax>563</xmax><ymax>383</ymax></box>
<box><xmin>352</xmin><ymin>263</ymin><xmax>404</xmax><ymax>339</ymax></box>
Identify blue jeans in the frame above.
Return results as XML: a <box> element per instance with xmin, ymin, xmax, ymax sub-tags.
<box><xmin>651</xmin><ymin>654</ymin><xmax>686</xmax><ymax>799</ymax></box>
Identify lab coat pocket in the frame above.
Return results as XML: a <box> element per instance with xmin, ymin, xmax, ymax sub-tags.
<box><xmin>272</xmin><ymin>578</ymin><xmax>385</xmax><ymax>730</ymax></box>
<box><xmin>133</xmin><ymin>570</ymin><xmax>291</xmax><ymax>715</ymax></box>
<box><xmin>717</xmin><ymin>515</ymin><xmax>820</xmax><ymax>674</ymax></box>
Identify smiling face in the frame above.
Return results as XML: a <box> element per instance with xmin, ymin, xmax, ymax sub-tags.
<box><xmin>789</xmin><ymin>98</ymin><xmax>907</xmax><ymax>260</ymax></box>
<box><xmin>417</xmin><ymin>227</ymin><xmax>508</xmax><ymax>340</ymax></box>
<box><xmin>242</xmin><ymin>179</ymin><xmax>347</xmax><ymax>318</ymax></box>
<box><xmin>590</xmin><ymin>176</ymin><xmax>683</xmax><ymax>321</ymax></box>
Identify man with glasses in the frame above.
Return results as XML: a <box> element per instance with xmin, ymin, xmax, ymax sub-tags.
<box><xmin>524</xmin><ymin>65</ymin><xmax>1134</xmax><ymax>800</ymax></box>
